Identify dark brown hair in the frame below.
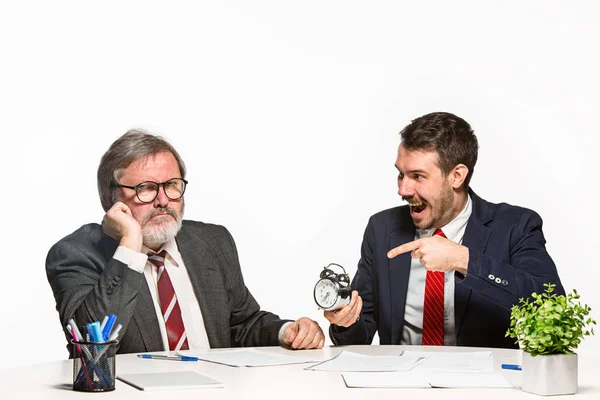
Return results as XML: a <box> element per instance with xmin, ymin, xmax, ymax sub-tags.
<box><xmin>400</xmin><ymin>112</ymin><xmax>478</xmax><ymax>188</ymax></box>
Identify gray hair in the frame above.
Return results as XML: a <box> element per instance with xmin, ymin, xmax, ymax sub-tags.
<box><xmin>97</xmin><ymin>129</ymin><xmax>187</xmax><ymax>212</ymax></box>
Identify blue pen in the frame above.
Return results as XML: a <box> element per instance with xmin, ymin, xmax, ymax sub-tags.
<box><xmin>100</xmin><ymin>316</ymin><xmax>109</xmax><ymax>331</ymax></box>
<box><xmin>501</xmin><ymin>363</ymin><xmax>522</xmax><ymax>370</ymax></box>
<box><xmin>138</xmin><ymin>354</ymin><xmax>199</xmax><ymax>361</ymax></box>
<box><xmin>102</xmin><ymin>314</ymin><xmax>117</xmax><ymax>341</ymax></box>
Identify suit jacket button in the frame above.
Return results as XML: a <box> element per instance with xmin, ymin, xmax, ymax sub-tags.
<box><xmin>495</xmin><ymin>277</ymin><xmax>501</xmax><ymax>284</ymax></box>
<box><xmin>501</xmin><ymin>280</ymin><xmax>508</xmax><ymax>286</ymax></box>
<box><xmin>488</xmin><ymin>274</ymin><xmax>495</xmax><ymax>280</ymax></box>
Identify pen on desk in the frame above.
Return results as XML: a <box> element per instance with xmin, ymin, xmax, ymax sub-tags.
<box><xmin>138</xmin><ymin>354</ymin><xmax>199</xmax><ymax>361</ymax></box>
<box><xmin>501</xmin><ymin>363</ymin><xmax>522</xmax><ymax>370</ymax></box>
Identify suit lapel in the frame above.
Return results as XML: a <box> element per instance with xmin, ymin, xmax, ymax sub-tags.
<box><xmin>101</xmin><ymin>232</ymin><xmax>163</xmax><ymax>351</ymax></box>
<box><xmin>455</xmin><ymin>190</ymin><xmax>493</xmax><ymax>332</ymax></box>
<box><xmin>133</xmin><ymin>284</ymin><xmax>164</xmax><ymax>351</ymax></box>
<box><xmin>388</xmin><ymin>211</ymin><xmax>415</xmax><ymax>344</ymax></box>
<box><xmin>176</xmin><ymin>223</ymin><xmax>228</xmax><ymax>348</ymax></box>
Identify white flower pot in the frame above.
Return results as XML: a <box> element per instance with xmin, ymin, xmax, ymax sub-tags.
<box><xmin>521</xmin><ymin>352</ymin><xmax>577</xmax><ymax>396</ymax></box>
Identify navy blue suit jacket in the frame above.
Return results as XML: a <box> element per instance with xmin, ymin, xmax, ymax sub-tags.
<box><xmin>330</xmin><ymin>190</ymin><xmax>564</xmax><ymax>348</ymax></box>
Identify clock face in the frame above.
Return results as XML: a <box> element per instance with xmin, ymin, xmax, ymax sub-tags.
<box><xmin>314</xmin><ymin>278</ymin><xmax>339</xmax><ymax>309</ymax></box>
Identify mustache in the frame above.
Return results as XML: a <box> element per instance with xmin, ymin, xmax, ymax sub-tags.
<box><xmin>142</xmin><ymin>207</ymin><xmax>179</xmax><ymax>224</ymax></box>
<box><xmin>402</xmin><ymin>196</ymin><xmax>428</xmax><ymax>207</ymax></box>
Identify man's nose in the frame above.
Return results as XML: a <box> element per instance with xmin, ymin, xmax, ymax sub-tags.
<box><xmin>153</xmin><ymin>186</ymin><xmax>170</xmax><ymax>207</ymax></box>
<box><xmin>397</xmin><ymin>178</ymin><xmax>414</xmax><ymax>197</ymax></box>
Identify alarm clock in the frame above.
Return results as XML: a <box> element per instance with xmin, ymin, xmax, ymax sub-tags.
<box><xmin>313</xmin><ymin>263</ymin><xmax>351</xmax><ymax>311</ymax></box>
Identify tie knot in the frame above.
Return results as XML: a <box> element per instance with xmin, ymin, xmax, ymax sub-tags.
<box><xmin>148</xmin><ymin>250</ymin><xmax>168</xmax><ymax>268</ymax></box>
<box><xmin>433</xmin><ymin>229</ymin><xmax>446</xmax><ymax>238</ymax></box>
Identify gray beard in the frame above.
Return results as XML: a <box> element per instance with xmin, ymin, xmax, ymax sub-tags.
<box><xmin>137</xmin><ymin>204</ymin><xmax>185</xmax><ymax>245</ymax></box>
<box><xmin>142</xmin><ymin>216</ymin><xmax>183</xmax><ymax>244</ymax></box>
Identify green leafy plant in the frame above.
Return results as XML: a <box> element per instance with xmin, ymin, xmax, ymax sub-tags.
<box><xmin>506</xmin><ymin>283</ymin><xmax>596</xmax><ymax>355</ymax></box>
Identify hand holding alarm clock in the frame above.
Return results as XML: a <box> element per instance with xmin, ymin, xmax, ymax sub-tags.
<box><xmin>314</xmin><ymin>263</ymin><xmax>363</xmax><ymax>327</ymax></box>
<box><xmin>313</xmin><ymin>263</ymin><xmax>351</xmax><ymax>310</ymax></box>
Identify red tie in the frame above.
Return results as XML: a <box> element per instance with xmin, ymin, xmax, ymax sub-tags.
<box><xmin>148</xmin><ymin>250</ymin><xmax>189</xmax><ymax>351</ymax></box>
<box><xmin>422</xmin><ymin>228</ymin><xmax>446</xmax><ymax>346</ymax></box>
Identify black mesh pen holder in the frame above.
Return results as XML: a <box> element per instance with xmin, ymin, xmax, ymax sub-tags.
<box><xmin>71</xmin><ymin>340</ymin><xmax>118</xmax><ymax>392</ymax></box>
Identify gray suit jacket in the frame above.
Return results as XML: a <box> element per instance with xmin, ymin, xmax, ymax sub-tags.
<box><xmin>46</xmin><ymin>220</ymin><xmax>289</xmax><ymax>355</ymax></box>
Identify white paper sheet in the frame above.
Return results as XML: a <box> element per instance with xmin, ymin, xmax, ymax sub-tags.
<box><xmin>306</xmin><ymin>350</ymin><xmax>426</xmax><ymax>372</ymax></box>
<box><xmin>118</xmin><ymin>371</ymin><xmax>224</xmax><ymax>391</ymax></box>
<box><xmin>177</xmin><ymin>348</ymin><xmax>319</xmax><ymax>367</ymax></box>
<box><xmin>342</xmin><ymin>371</ymin><xmax>431</xmax><ymax>388</ymax></box>
<box><xmin>341</xmin><ymin>371</ymin><xmax>513</xmax><ymax>389</ymax></box>
<box><xmin>401</xmin><ymin>350</ymin><xmax>494</xmax><ymax>372</ymax></box>
<box><xmin>428</xmin><ymin>372</ymin><xmax>513</xmax><ymax>388</ymax></box>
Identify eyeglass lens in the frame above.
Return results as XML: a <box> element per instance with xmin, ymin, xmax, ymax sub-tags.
<box><xmin>137</xmin><ymin>179</ymin><xmax>186</xmax><ymax>202</ymax></box>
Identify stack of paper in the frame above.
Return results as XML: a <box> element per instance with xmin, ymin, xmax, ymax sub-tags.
<box><xmin>426</xmin><ymin>372</ymin><xmax>513</xmax><ymax>388</ymax></box>
<box><xmin>306</xmin><ymin>350</ymin><xmax>426</xmax><ymax>372</ymax></box>
<box><xmin>339</xmin><ymin>351</ymin><xmax>512</xmax><ymax>389</ymax></box>
<box><xmin>401</xmin><ymin>350</ymin><xmax>494</xmax><ymax>373</ymax></box>
<box><xmin>342</xmin><ymin>371</ymin><xmax>512</xmax><ymax>389</ymax></box>
<box><xmin>177</xmin><ymin>348</ymin><xmax>319</xmax><ymax>367</ymax></box>
<box><xmin>343</xmin><ymin>371</ymin><xmax>431</xmax><ymax>388</ymax></box>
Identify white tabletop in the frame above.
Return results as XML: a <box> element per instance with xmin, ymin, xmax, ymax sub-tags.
<box><xmin>1</xmin><ymin>345</ymin><xmax>598</xmax><ymax>399</ymax></box>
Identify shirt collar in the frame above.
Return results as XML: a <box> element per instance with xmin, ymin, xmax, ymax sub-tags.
<box><xmin>143</xmin><ymin>238</ymin><xmax>182</xmax><ymax>267</ymax></box>
<box><xmin>417</xmin><ymin>194</ymin><xmax>473</xmax><ymax>241</ymax></box>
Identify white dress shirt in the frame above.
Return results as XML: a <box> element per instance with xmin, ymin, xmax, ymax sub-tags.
<box><xmin>401</xmin><ymin>194</ymin><xmax>472</xmax><ymax>345</ymax></box>
<box><xmin>113</xmin><ymin>239</ymin><xmax>291</xmax><ymax>350</ymax></box>
<box><xmin>114</xmin><ymin>239</ymin><xmax>211</xmax><ymax>351</ymax></box>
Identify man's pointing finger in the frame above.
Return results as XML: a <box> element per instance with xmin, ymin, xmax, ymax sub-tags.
<box><xmin>387</xmin><ymin>239</ymin><xmax>422</xmax><ymax>259</ymax></box>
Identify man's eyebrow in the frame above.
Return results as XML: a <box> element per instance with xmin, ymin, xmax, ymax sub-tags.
<box><xmin>395</xmin><ymin>165</ymin><xmax>428</xmax><ymax>175</ymax></box>
<box><xmin>407</xmin><ymin>169</ymin><xmax>428</xmax><ymax>175</ymax></box>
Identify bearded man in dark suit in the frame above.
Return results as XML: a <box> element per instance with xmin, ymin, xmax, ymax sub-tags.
<box><xmin>326</xmin><ymin>112</ymin><xmax>564</xmax><ymax>348</ymax></box>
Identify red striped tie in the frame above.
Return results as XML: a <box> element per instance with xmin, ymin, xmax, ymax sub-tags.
<box><xmin>422</xmin><ymin>228</ymin><xmax>446</xmax><ymax>346</ymax></box>
<box><xmin>148</xmin><ymin>250</ymin><xmax>189</xmax><ymax>351</ymax></box>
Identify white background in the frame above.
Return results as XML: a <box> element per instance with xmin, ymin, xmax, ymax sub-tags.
<box><xmin>0</xmin><ymin>1</ymin><xmax>598</xmax><ymax>371</ymax></box>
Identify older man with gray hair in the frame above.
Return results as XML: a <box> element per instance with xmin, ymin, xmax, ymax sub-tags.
<box><xmin>47</xmin><ymin>129</ymin><xmax>324</xmax><ymax>355</ymax></box>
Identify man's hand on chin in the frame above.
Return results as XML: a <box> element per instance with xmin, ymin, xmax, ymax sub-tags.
<box><xmin>102</xmin><ymin>201</ymin><xmax>143</xmax><ymax>252</ymax></box>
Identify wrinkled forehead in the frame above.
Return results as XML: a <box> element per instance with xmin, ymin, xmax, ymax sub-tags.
<box><xmin>117</xmin><ymin>151</ymin><xmax>181</xmax><ymax>181</ymax></box>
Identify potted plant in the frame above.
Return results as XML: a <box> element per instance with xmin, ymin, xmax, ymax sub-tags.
<box><xmin>506</xmin><ymin>283</ymin><xmax>596</xmax><ymax>396</ymax></box>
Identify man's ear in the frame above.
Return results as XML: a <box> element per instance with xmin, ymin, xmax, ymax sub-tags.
<box><xmin>450</xmin><ymin>164</ymin><xmax>469</xmax><ymax>189</ymax></box>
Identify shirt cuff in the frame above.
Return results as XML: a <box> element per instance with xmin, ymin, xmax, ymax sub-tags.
<box><xmin>278</xmin><ymin>321</ymin><xmax>294</xmax><ymax>346</ymax></box>
<box><xmin>113</xmin><ymin>246</ymin><xmax>148</xmax><ymax>273</ymax></box>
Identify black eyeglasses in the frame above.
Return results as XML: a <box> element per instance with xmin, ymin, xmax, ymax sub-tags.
<box><xmin>117</xmin><ymin>178</ymin><xmax>188</xmax><ymax>203</ymax></box>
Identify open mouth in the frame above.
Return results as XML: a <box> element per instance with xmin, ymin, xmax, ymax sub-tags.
<box><xmin>408</xmin><ymin>201</ymin><xmax>427</xmax><ymax>216</ymax></box>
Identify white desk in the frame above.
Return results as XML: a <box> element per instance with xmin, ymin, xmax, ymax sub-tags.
<box><xmin>1</xmin><ymin>346</ymin><xmax>598</xmax><ymax>399</ymax></box>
